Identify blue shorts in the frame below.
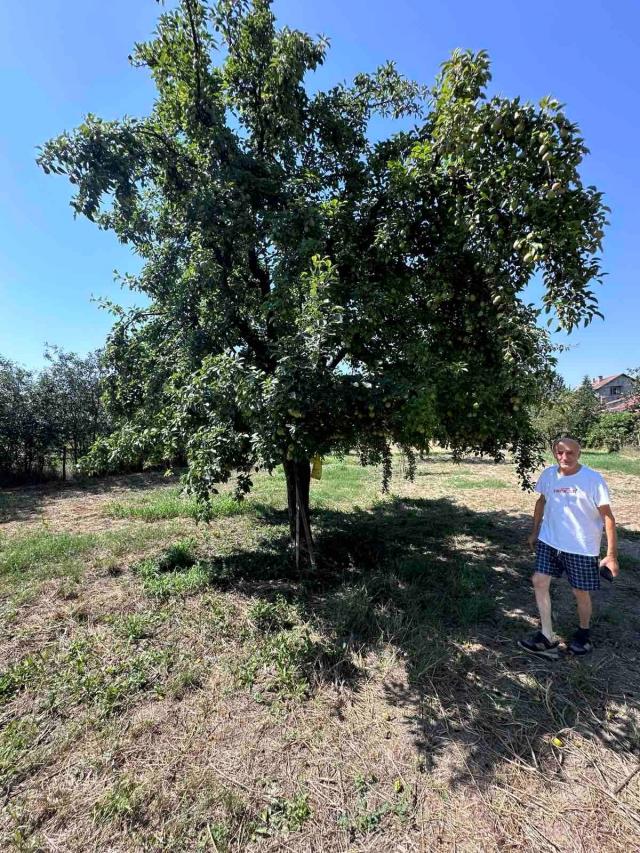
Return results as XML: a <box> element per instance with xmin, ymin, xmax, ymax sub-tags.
<box><xmin>535</xmin><ymin>540</ymin><xmax>600</xmax><ymax>591</ymax></box>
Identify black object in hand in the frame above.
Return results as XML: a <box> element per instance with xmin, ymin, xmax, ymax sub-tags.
<box><xmin>599</xmin><ymin>566</ymin><xmax>614</xmax><ymax>583</ymax></box>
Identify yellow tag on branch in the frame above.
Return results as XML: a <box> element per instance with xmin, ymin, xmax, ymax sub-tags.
<box><xmin>311</xmin><ymin>456</ymin><xmax>323</xmax><ymax>480</ymax></box>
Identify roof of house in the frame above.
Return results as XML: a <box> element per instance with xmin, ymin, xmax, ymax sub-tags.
<box><xmin>591</xmin><ymin>373</ymin><xmax>630</xmax><ymax>391</ymax></box>
<box><xmin>605</xmin><ymin>395</ymin><xmax>639</xmax><ymax>413</ymax></box>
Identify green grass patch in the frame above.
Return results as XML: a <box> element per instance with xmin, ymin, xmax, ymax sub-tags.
<box><xmin>0</xmin><ymin>491</ymin><xmax>21</xmax><ymax>518</ymax></box>
<box><xmin>248</xmin><ymin>455</ymin><xmax>380</xmax><ymax>511</ymax></box>
<box><xmin>133</xmin><ymin>544</ymin><xmax>216</xmax><ymax>599</ymax></box>
<box><xmin>400</xmin><ymin>556</ymin><xmax>495</xmax><ymax>629</ymax></box>
<box><xmin>232</xmin><ymin>625</ymin><xmax>329</xmax><ymax>700</ymax></box>
<box><xmin>544</xmin><ymin>450</ymin><xmax>640</xmax><ymax>476</ymax></box>
<box><xmin>103</xmin><ymin>455</ymin><xmax>384</xmax><ymax>521</ymax></box>
<box><xmin>110</xmin><ymin>612</ymin><xmax>157</xmax><ymax>642</ymax></box>
<box><xmin>254</xmin><ymin>792</ymin><xmax>311</xmax><ymax>838</ymax></box>
<box><xmin>0</xmin><ymin>654</ymin><xmax>46</xmax><ymax>705</ymax></box>
<box><xmin>134</xmin><ymin>561</ymin><xmax>211</xmax><ymax>598</ymax></box>
<box><xmin>0</xmin><ymin>524</ymin><xmax>176</xmax><ymax>597</ymax></box>
<box><xmin>247</xmin><ymin>595</ymin><xmax>299</xmax><ymax>634</ymax></box>
<box><xmin>442</xmin><ymin>475</ymin><xmax>509</xmax><ymax>490</ymax></box>
<box><xmin>92</xmin><ymin>777</ymin><xmax>147</xmax><ymax>826</ymax></box>
<box><xmin>0</xmin><ymin>529</ymin><xmax>95</xmax><ymax>582</ymax></box>
<box><xmin>321</xmin><ymin>554</ymin><xmax>496</xmax><ymax>647</ymax></box>
<box><xmin>104</xmin><ymin>488</ymin><xmax>249</xmax><ymax>521</ymax></box>
<box><xmin>1</xmin><ymin>625</ymin><xmax>201</xmax><ymax>718</ymax></box>
<box><xmin>309</xmin><ymin>458</ymin><xmax>379</xmax><ymax>507</ymax></box>
<box><xmin>0</xmin><ymin>716</ymin><xmax>40</xmax><ymax>789</ymax></box>
<box><xmin>132</xmin><ymin>539</ymin><xmax>264</xmax><ymax>599</ymax></box>
<box><xmin>49</xmin><ymin>637</ymin><xmax>173</xmax><ymax>717</ymax></box>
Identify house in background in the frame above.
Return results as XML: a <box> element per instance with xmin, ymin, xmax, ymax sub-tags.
<box><xmin>591</xmin><ymin>373</ymin><xmax>637</xmax><ymax>412</ymax></box>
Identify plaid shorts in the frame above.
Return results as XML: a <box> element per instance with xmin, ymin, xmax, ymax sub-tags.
<box><xmin>535</xmin><ymin>540</ymin><xmax>600</xmax><ymax>591</ymax></box>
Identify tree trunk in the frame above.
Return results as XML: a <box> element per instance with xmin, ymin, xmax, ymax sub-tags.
<box><xmin>283</xmin><ymin>458</ymin><xmax>313</xmax><ymax>551</ymax></box>
<box><xmin>62</xmin><ymin>446</ymin><xmax>67</xmax><ymax>482</ymax></box>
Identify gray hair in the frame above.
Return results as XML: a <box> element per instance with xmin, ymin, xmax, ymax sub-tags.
<box><xmin>552</xmin><ymin>435</ymin><xmax>581</xmax><ymax>452</ymax></box>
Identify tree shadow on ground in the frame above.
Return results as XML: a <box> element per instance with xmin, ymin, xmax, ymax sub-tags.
<box><xmin>157</xmin><ymin>496</ymin><xmax>640</xmax><ymax>792</ymax></box>
<box><xmin>419</xmin><ymin>453</ymin><xmax>514</xmax><ymax>467</ymax></box>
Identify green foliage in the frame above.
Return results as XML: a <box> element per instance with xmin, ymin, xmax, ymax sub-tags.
<box><xmin>444</xmin><ymin>475</ymin><xmax>509</xmax><ymax>490</ymax></box>
<box><xmin>587</xmin><ymin>411</ymin><xmax>639</xmax><ymax>452</ymax></box>
<box><xmin>40</xmin><ymin>1</ymin><xmax>608</xmax><ymax>527</ymax></box>
<box><xmin>570</xmin><ymin>376</ymin><xmax>604</xmax><ymax>445</ymax></box>
<box><xmin>254</xmin><ymin>793</ymin><xmax>311</xmax><ymax>837</ymax></box>
<box><xmin>533</xmin><ymin>375</ymin><xmax>602</xmax><ymax>446</ymax></box>
<box><xmin>0</xmin><ymin>347</ymin><xmax>110</xmax><ymax>484</ymax></box>
<box><xmin>92</xmin><ymin>777</ymin><xmax>147</xmax><ymax>826</ymax></box>
<box><xmin>337</xmin><ymin>775</ymin><xmax>411</xmax><ymax>836</ymax></box>
<box><xmin>233</xmin><ymin>625</ymin><xmax>324</xmax><ymax>699</ymax></box>
<box><xmin>247</xmin><ymin>595</ymin><xmax>298</xmax><ymax>633</ymax></box>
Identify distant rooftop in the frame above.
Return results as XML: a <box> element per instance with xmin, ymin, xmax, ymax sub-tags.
<box><xmin>591</xmin><ymin>373</ymin><xmax>628</xmax><ymax>391</ymax></box>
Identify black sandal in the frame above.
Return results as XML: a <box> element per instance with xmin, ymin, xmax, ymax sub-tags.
<box><xmin>568</xmin><ymin>629</ymin><xmax>593</xmax><ymax>656</ymax></box>
<box><xmin>517</xmin><ymin>631</ymin><xmax>560</xmax><ymax>660</ymax></box>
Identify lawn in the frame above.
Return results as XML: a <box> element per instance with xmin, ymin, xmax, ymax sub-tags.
<box><xmin>1</xmin><ymin>452</ymin><xmax>639</xmax><ymax>851</ymax></box>
<box><xmin>544</xmin><ymin>447</ymin><xmax>640</xmax><ymax>476</ymax></box>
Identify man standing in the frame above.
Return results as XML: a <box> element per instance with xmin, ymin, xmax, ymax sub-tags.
<box><xmin>518</xmin><ymin>436</ymin><xmax>619</xmax><ymax>659</ymax></box>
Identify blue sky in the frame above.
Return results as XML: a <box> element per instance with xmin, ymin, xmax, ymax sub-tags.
<box><xmin>1</xmin><ymin>0</ymin><xmax>638</xmax><ymax>386</ymax></box>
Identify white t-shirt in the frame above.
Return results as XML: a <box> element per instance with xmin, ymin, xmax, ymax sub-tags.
<box><xmin>535</xmin><ymin>464</ymin><xmax>611</xmax><ymax>556</ymax></box>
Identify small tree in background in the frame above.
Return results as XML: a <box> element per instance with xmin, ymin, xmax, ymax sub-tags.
<box><xmin>623</xmin><ymin>367</ymin><xmax>640</xmax><ymax>415</ymax></box>
<box><xmin>42</xmin><ymin>346</ymin><xmax>112</xmax><ymax>477</ymax></box>
<box><xmin>568</xmin><ymin>376</ymin><xmax>603</xmax><ymax>445</ymax></box>
<box><xmin>0</xmin><ymin>358</ymin><xmax>40</xmax><ymax>481</ymax></box>
<box><xmin>587</xmin><ymin>412</ymin><xmax>639</xmax><ymax>453</ymax></box>
<box><xmin>0</xmin><ymin>350</ymin><xmax>110</xmax><ymax>484</ymax></box>
<box><xmin>39</xmin><ymin>0</ymin><xmax>608</xmax><ymax>547</ymax></box>
<box><xmin>532</xmin><ymin>374</ymin><xmax>604</xmax><ymax>448</ymax></box>
<box><xmin>531</xmin><ymin>370</ymin><xmax>572</xmax><ymax>447</ymax></box>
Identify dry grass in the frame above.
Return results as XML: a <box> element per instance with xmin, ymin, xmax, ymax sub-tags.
<box><xmin>1</xmin><ymin>453</ymin><xmax>639</xmax><ymax>851</ymax></box>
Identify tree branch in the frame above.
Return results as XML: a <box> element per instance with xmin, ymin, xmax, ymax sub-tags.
<box><xmin>119</xmin><ymin>309</ymin><xmax>168</xmax><ymax>334</ymax></box>
<box><xmin>215</xmin><ymin>249</ymin><xmax>273</xmax><ymax>369</ymax></box>
<box><xmin>185</xmin><ymin>0</ymin><xmax>206</xmax><ymax>125</ymax></box>
<box><xmin>248</xmin><ymin>248</ymin><xmax>271</xmax><ymax>296</ymax></box>
<box><xmin>327</xmin><ymin>348</ymin><xmax>347</xmax><ymax>370</ymax></box>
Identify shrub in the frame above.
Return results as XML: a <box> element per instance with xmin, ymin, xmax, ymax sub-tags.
<box><xmin>587</xmin><ymin>412</ymin><xmax>639</xmax><ymax>452</ymax></box>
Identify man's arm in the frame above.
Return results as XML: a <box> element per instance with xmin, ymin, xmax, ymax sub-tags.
<box><xmin>598</xmin><ymin>504</ymin><xmax>619</xmax><ymax>576</ymax></box>
<box><xmin>528</xmin><ymin>494</ymin><xmax>545</xmax><ymax>550</ymax></box>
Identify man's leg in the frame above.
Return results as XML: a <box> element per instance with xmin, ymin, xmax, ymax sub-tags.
<box><xmin>518</xmin><ymin>543</ymin><xmax>560</xmax><ymax>658</ymax></box>
<box><xmin>572</xmin><ymin>588</ymin><xmax>592</xmax><ymax>629</ymax></box>
<box><xmin>565</xmin><ymin>553</ymin><xmax>597</xmax><ymax>655</ymax></box>
<box><xmin>532</xmin><ymin>572</ymin><xmax>555</xmax><ymax>640</ymax></box>
<box><xmin>518</xmin><ymin>571</ymin><xmax>559</xmax><ymax>657</ymax></box>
